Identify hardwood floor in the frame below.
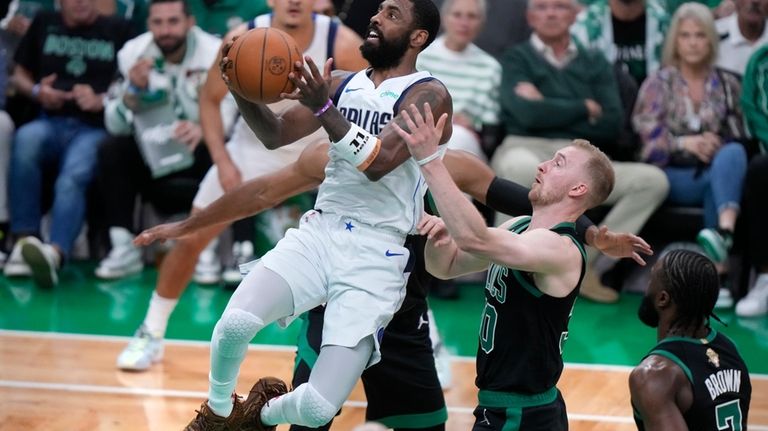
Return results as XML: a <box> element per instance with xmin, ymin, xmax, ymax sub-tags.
<box><xmin>1</xmin><ymin>331</ymin><xmax>765</xmax><ymax>431</ymax></box>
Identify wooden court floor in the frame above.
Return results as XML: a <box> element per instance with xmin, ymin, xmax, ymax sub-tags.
<box><xmin>1</xmin><ymin>331</ymin><xmax>766</xmax><ymax>431</ymax></box>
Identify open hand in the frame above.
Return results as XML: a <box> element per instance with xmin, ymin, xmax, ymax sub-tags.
<box><xmin>282</xmin><ymin>56</ymin><xmax>333</xmax><ymax>111</ymax></box>
<box><xmin>590</xmin><ymin>225</ymin><xmax>653</xmax><ymax>265</ymax></box>
<box><xmin>134</xmin><ymin>221</ymin><xmax>187</xmax><ymax>246</ymax></box>
<box><xmin>390</xmin><ymin>103</ymin><xmax>448</xmax><ymax>163</ymax></box>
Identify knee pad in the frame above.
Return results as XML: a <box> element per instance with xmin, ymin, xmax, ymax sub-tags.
<box><xmin>294</xmin><ymin>383</ymin><xmax>338</xmax><ymax>427</ymax></box>
<box><xmin>212</xmin><ymin>309</ymin><xmax>264</xmax><ymax>358</ymax></box>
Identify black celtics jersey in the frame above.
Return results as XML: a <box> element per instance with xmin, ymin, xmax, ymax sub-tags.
<box><xmin>475</xmin><ymin>216</ymin><xmax>586</xmax><ymax>394</ymax></box>
<box><xmin>634</xmin><ymin>329</ymin><xmax>751</xmax><ymax>431</ymax></box>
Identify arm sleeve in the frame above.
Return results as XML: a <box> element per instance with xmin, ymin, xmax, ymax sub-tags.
<box><xmin>565</xmin><ymin>54</ymin><xmax>624</xmax><ymax>141</ymax></box>
<box><xmin>104</xmin><ymin>92</ymin><xmax>133</xmax><ymax>136</ymax></box>
<box><xmin>741</xmin><ymin>48</ymin><xmax>768</xmax><ymax>150</ymax></box>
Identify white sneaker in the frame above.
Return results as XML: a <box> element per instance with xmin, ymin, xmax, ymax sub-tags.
<box><xmin>4</xmin><ymin>241</ymin><xmax>31</xmax><ymax>277</ymax></box>
<box><xmin>116</xmin><ymin>325</ymin><xmax>164</xmax><ymax>371</ymax></box>
<box><xmin>433</xmin><ymin>342</ymin><xmax>453</xmax><ymax>390</ymax></box>
<box><xmin>715</xmin><ymin>288</ymin><xmax>734</xmax><ymax>309</ymax></box>
<box><xmin>222</xmin><ymin>241</ymin><xmax>255</xmax><ymax>285</ymax></box>
<box><xmin>735</xmin><ymin>275</ymin><xmax>768</xmax><ymax>318</ymax></box>
<box><xmin>20</xmin><ymin>237</ymin><xmax>61</xmax><ymax>288</ymax></box>
<box><xmin>95</xmin><ymin>227</ymin><xmax>144</xmax><ymax>279</ymax></box>
<box><xmin>193</xmin><ymin>239</ymin><xmax>221</xmax><ymax>285</ymax></box>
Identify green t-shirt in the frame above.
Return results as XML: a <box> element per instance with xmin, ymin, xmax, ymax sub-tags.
<box><xmin>186</xmin><ymin>0</ymin><xmax>271</xmax><ymax>37</ymax></box>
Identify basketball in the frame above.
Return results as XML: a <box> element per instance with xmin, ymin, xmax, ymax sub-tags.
<box><xmin>223</xmin><ymin>27</ymin><xmax>303</xmax><ymax>104</ymax></box>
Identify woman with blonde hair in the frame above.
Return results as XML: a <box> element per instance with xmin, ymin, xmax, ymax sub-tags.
<box><xmin>632</xmin><ymin>2</ymin><xmax>748</xmax><ymax>308</ymax></box>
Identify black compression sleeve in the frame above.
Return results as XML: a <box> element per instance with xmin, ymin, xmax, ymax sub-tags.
<box><xmin>485</xmin><ymin>177</ymin><xmax>532</xmax><ymax>216</ymax></box>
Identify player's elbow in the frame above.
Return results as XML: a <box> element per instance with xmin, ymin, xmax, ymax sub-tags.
<box><xmin>426</xmin><ymin>261</ymin><xmax>453</xmax><ymax>280</ymax></box>
<box><xmin>452</xmin><ymin>234</ymin><xmax>487</xmax><ymax>255</ymax></box>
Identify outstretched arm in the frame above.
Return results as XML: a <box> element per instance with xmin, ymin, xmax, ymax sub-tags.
<box><xmin>395</xmin><ymin>104</ymin><xmax>581</xmax><ymax>296</ymax></box>
<box><xmin>134</xmin><ymin>141</ymin><xmax>329</xmax><ymax>245</ymax></box>
<box><xmin>629</xmin><ymin>356</ymin><xmax>691</xmax><ymax>431</ymax></box>
<box><xmin>444</xmin><ymin>151</ymin><xmax>651</xmax><ymax>263</ymax></box>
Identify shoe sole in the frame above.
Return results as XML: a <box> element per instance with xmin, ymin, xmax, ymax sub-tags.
<box><xmin>117</xmin><ymin>349</ymin><xmax>164</xmax><ymax>371</ymax></box>
<box><xmin>21</xmin><ymin>243</ymin><xmax>57</xmax><ymax>288</ymax></box>
<box><xmin>193</xmin><ymin>275</ymin><xmax>221</xmax><ymax>285</ymax></box>
<box><xmin>697</xmin><ymin>230</ymin><xmax>727</xmax><ymax>263</ymax></box>
<box><xmin>4</xmin><ymin>263</ymin><xmax>32</xmax><ymax>277</ymax></box>
<box><xmin>95</xmin><ymin>263</ymin><xmax>144</xmax><ymax>280</ymax></box>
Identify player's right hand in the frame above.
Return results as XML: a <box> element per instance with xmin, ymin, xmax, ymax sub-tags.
<box><xmin>219</xmin><ymin>36</ymin><xmax>237</xmax><ymax>86</ymax></box>
<box><xmin>134</xmin><ymin>221</ymin><xmax>186</xmax><ymax>246</ymax></box>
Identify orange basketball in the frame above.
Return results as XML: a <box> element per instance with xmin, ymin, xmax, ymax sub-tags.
<box><xmin>224</xmin><ymin>27</ymin><xmax>303</xmax><ymax>104</ymax></box>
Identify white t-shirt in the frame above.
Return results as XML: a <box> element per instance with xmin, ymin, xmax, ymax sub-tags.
<box><xmin>716</xmin><ymin>14</ymin><xmax>768</xmax><ymax>76</ymax></box>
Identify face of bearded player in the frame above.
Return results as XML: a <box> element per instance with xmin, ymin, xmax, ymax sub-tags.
<box><xmin>360</xmin><ymin>0</ymin><xmax>416</xmax><ymax>70</ymax></box>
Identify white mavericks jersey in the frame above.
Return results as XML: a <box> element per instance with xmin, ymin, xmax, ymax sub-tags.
<box><xmin>315</xmin><ymin>69</ymin><xmax>438</xmax><ymax>236</ymax></box>
<box><xmin>227</xmin><ymin>13</ymin><xmax>338</xmax><ymax>163</ymax></box>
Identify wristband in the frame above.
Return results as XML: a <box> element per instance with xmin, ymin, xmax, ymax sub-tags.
<box><xmin>313</xmin><ymin>99</ymin><xmax>333</xmax><ymax>117</ymax></box>
<box><xmin>31</xmin><ymin>83</ymin><xmax>41</xmax><ymax>99</ymax></box>
<box><xmin>331</xmin><ymin>123</ymin><xmax>382</xmax><ymax>171</ymax></box>
<box><xmin>416</xmin><ymin>151</ymin><xmax>441</xmax><ymax>166</ymax></box>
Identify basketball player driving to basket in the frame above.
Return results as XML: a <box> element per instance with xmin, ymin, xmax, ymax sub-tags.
<box><xmin>183</xmin><ymin>0</ymin><xmax>455</xmax><ymax>430</ymax></box>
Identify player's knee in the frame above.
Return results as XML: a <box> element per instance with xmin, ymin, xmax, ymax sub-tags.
<box><xmin>296</xmin><ymin>383</ymin><xmax>338</xmax><ymax>427</ymax></box>
<box><xmin>212</xmin><ymin>309</ymin><xmax>264</xmax><ymax>358</ymax></box>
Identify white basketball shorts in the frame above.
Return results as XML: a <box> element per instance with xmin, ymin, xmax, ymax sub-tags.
<box><xmin>261</xmin><ymin>209</ymin><xmax>411</xmax><ymax>367</ymax></box>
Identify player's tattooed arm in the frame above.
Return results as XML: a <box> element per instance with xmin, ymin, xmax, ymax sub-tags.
<box><xmin>364</xmin><ymin>80</ymin><xmax>453</xmax><ymax>181</ymax></box>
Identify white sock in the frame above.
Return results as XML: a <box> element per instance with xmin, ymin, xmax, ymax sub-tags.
<box><xmin>143</xmin><ymin>291</ymin><xmax>178</xmax><ymax>337</ymax></box>
<box><xmin>208</xmin><ymin>373</ymin><xmax>237</xmax><ymax>417</ymax></box>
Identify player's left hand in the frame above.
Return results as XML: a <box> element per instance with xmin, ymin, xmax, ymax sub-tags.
<box><xmin>418</xmin><ymin>214</ymin><xmax>451</xmax><ymax>247</ymax></box>
<box><xmin>282</xmin><ymin>56</ymin><xmax>333</xmax><ymax>112</ymax></box>
<box><xmin>134</xmin><ymin>221</ymin><xmax>188</xmax><ymax>246</ymax></box>
<box><xmin>391</xmin><ymin>103</ymin><xmax>448</xmax><ymax>162</ymax></box>
<box><xmin>590</xmin><ymin>225</ymin><xmax>653</xmax><ymax>265</ymax></box>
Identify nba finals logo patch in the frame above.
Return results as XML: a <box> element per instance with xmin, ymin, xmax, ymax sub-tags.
<box><xmin>268</xmin><ymin>57</ymin><xmax>287</xmax><ymax>75</ymax></box>
<box><xmin>706</xmin><ymin>348</ymin><xmax>720</xmax><ymax>368</ymax></box>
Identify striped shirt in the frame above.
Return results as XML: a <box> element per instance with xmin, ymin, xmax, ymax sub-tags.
<box><xmin>416</xmin><ymin>35</ymin><xmax>501</xmax><ymax>130</ymax></box>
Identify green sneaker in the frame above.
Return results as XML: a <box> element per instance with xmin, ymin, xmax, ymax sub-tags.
<box><xmin>696</xmin><ymin>228</ymin><xmax>732</xmax><ymax>264</ymax></box>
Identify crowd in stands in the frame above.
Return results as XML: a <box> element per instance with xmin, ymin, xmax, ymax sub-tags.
<box><xmin>1</xmin><ymin>0</ymin><xmax>767</xmax><ymax>320</ymax></box>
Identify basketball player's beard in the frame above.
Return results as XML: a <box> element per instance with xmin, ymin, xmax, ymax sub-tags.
<box><xmin>528</xmin><ymin>185</ymin><xmax>562</xmax><ymax>207</ymax></box>
<box><xmin>360</xmin><ymin>30</ymin><xmax>410</xmax><ymax>70</ymax></box>
<box><xmin>638</xmin><ymin>294</ymin><xmax>660</xmax><ymax>328</ymax></box>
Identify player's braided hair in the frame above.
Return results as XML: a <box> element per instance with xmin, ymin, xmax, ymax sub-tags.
<box><xmin>660</xmin><ymin>249</ymin><xmax>720</xmax><ymax>333</ymax></box>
